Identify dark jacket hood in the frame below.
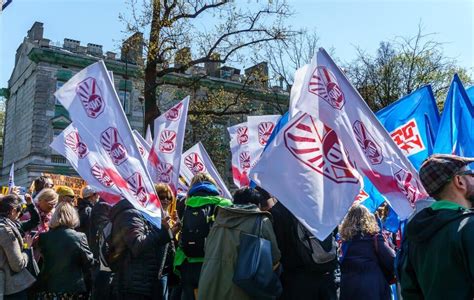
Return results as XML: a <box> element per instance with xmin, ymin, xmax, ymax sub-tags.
<box><xmin>406</xmin><ymin>207</ymin><xmax>468</xmax><ymax>242</ymax></box>
<box><xmin>110</xmin><ymin>199</ymin><xmax>135</xmax><ymax>220</ymax></box>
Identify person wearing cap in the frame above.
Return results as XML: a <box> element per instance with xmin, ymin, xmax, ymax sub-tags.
<box><xmin>76</xmin><ymin>186</ymin><xmax>99</xmax><ymax>237</ymax></box>
<box><xmin>401</xmin><ymin>154</ymin><xmax>474</xmax><ymax>300</ymax></box>
<box><xmin>56</xmin><ymin>186</ymin><xmax>75</xmax><ymax>204</ymax></box>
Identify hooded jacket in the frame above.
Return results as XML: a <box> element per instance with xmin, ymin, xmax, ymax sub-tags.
<box><xmin>197</xmin><ymin>205</ymin><xmax>281</xmax><ymax>300</ymax></box>
<box><xmin>401</xmin><ymin>201</ymin><xmax>474</xmax><ymax>300</ymax></box>
<box><xmin>110</xmin><ymin>199</ymin><xmax>173</xmax><ymax>296</ymax></box>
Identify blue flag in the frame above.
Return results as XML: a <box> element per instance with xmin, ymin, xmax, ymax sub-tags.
<box><xmin>467</xmin><ymin>86</ymin><xmax>474</xmax><ymax>104</ymax></box>
<box><xmin>376</xmin><ymin>85</ymin><xmax>440</xmax><ymax>170</ymax></box>
<box><xmin>433</xmin><ymin>74</ymin><xmax>474</xmax><ymax>156</ymax></box>
<box><xmin>362</xmin><ymin>86</ymin><xmax>440</xmax><ymax>216</ymax></box>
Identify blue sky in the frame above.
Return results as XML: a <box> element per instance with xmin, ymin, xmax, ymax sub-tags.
<box><xmin>1</xmin><ymin>0</ymin><xmax>473</xmax><ymax>88</ymax></box>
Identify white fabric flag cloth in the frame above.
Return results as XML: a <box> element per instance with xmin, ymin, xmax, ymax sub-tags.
<box><xmin>247</xmin><ymin>115</ymin><xmax>281</xmax><ymax>167</ymax></box>
<box><xmin>250</xmin><ymin>112</ymin><xmax>363</xmax><ymax>240</ymax></box>
<box><xmin>227</xmin><ymin>122</ymin><xmax>250</xmax><ymax>188</ymax></box>
<box><xmin>289</xmin><ymin>64</ymin><xmax>309</xmax><ymax>118</ymax></box>
<box><xmin>145</xmin><ymin>124</ymin><xmax>153</xmax><ymax>145</ymax></box>
<box><xmin>148</xmin><ymin>96</ymin><xmax>190</xmax><ymax>191</ymax></box>
<box><xmin>295</xmin><ymin>48</ymin><xmax>427</xmax><ymax>218</ymax></box>
<box><xmin>51</xmin><ymin>123</ymin><xmax>122</xmax><ymax>204</ymax></box>
<box><xmin>180</xmin><ymin>142</ymin><xmax>232</xmax><ymax>199</ymax></box>
<box><xmin>54</xmin><ymin>60</ymin><xmax>162</xmax><ymax>225</ymax></box>
<box><xmin>7</xmin><ymin>163</ymin><xmax>14</xmax><ymax>193</ymax></box>
<box><xmin>133</xmin><ymin>130</ymin><xmax>151</xmax><ymax>162</ymax></box>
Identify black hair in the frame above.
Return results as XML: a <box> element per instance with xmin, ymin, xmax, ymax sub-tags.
<box><xmin>34</xmin><ymin>176</ymin><xmax>49</xmax><ymax>193</ymax></box>
<box><xmin>0</xmin><ymin>194</ymin><xmax>21</xmax><ymax>216</ymax></box>
<box><xmin>233</xmin><ymin>188</ymin><xmax>262</xmax><ymax>206</ymax></box>
<box><xmin>254</xmin><ymin>186</ymin><xmax>271</xmax><ymax>205</ymax></box>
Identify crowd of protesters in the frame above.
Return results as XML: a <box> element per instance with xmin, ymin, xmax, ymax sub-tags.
<box><xmin>0</xmin><ymin>153</ymin><xmax>473</xmax><ymax>299</ymax></box>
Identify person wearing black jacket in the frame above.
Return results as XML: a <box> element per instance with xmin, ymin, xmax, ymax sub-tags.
<box><xmin>36</xmin><ymin>201</ymin><xmax>94</xmax><ymax>299</ymax></box>
<box><xmin>77</xmin><ymin>186</ymin><xmax>100</xmax><ymax>238</ymax></box>
<box><xmin>109</xmin><ymin>199</ymin><xmax>176</xmax><ymax>300</ymax></box>
<box><xmin>269</xmin><ymin>200</ymin><xmax>338</xmax><ymax>300</ymax></box>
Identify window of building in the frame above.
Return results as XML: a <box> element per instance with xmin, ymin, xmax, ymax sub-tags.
<box><xmin>51</xmin><ymin>155</ymin><xmax>67</xmax><ymax>165</ymax></box>
<box><xmin>118</xmin><ymin>90</ymin><xmax>131</xmax><ymax>114</ymax></box>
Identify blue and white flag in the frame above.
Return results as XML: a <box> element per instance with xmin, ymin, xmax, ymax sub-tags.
<box><xmin>376</xmin><ymin>85</ymin><xmax>440</xmax><ymax>170</ymax></box>
<box><xmin>7</xmin><ymin>163</ymin><xmax>14</xmax><ymax>194</ymax></box>
<box><xmin>433</xmin><ymin>74</ymin><xmax>474</xmax><ymax>156</ymax></box>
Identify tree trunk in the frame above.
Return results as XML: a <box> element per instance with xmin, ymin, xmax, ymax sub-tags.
<box><xmin>144</xmin><ymin>0</ymin><xmax>161</xmax><ymax>135</ymax></box>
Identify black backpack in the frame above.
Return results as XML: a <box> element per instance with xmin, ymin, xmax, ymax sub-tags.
<box><xmin>180</xmin><ymin>204</ymin><xmax>216</xmax><ymax>258</ymax></box>
<box><xmin>294</xmin><ymin>218</ymin><xmax>337</xmax><ymax>272</ymax></box>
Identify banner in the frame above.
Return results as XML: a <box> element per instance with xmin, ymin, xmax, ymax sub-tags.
<box><xmin>433</xmin><ymin>74</ymin><xmax>474</xmax><ymax>156</ymax></box>
<box><xmin>42</xmin><ymin>172</ymin><xmax>88</xmax><ymax>199</ymax></box>
<box><xmin>247</xmin><ymin>115</ymin><xmax>280</xmax><ymax>167</ymax></box>
<box><xmin>148</xmin><ymin>96</ymin><xmax>190</xmax><ymax>191</ymax></box>
<box><xmin>180</xmin><ymin>142</ymin><xmax>232</xmax><ymax>199</ymax></box>
<box><xmin>295</xmin><ymin>48</ymin><xmax>427</xmax><ymax>219</ymax></box>
<box><xmin>54</xmin><ymin>61</ymin><xmax>161</xmax><ymax>226</ymax></box>
<box><xmin>250</xmin><ymin>112</ymin><xmax>363</xmax><ymax>239</ymax></box>
<box><xmin>227</xmin><ymin>122</ymin><xmax>250</xmax><ymax>188</ymax></box>
<box><xmin>289</xmin><ymin>64</ymin><xmax>309</xmax><ymax>118</ymax></box>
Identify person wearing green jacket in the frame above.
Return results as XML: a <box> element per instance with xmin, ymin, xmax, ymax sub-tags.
<box><xmin>401</xmin><ymin>154</ymin><xmax>474</xmax><ymax>299</ymax></box>
<box><xmin>175</xmin><ymin>173</ymin><xmax>232</xmax><ymax>300</ymax></box>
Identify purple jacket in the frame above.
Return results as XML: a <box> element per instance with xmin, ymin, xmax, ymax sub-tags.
<box><xmin>340</xmin><ymin>234</ymin><xmax>395</xmax><ymax>300</ymax></box>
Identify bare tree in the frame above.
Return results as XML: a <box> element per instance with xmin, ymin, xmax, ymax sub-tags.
<box><xmin>345</xmin><ymin>24</ymin><xmax>472</xmax><ymax>111</ymax></box>
<box><xmin>120</xmin><ymin>0</ymin><xmax>295</xmax><ymax>131</ymax></box>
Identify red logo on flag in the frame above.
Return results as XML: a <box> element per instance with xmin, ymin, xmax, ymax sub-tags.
<box><xmin>237</xmin><ymin>126</ymin><xmax>249</xmax><ymax>145</ymax></box>
<box><xmin>157</xmin><ymin>162</ymin><xmax>173</xmax><ymax>183</ymax></box>
<box><xmin>390</xmin><ymin>119</ymin><xmax>425</xmax><ymax>156</ymax></box>
<box><xmin>91</xmin><ymin>164</ymin><xmax>115</xmax><ymax>187</ymax></box>
<box><xmin>76</xmin><ymin>77</ymin><xmax>105</xmax><ymax>118</ymax></box>
<box><xmin>354</xmin><ymin>189</ymin><xmax>369</xmax><ymax>203</ymax></box>
<box><xmin>239</xmin><ymin>151</ymin><xmax>251</xmax><ymax>170</ymax></box>
<box><xmin>100</xmin><ymin>127</ymin><xmax>128</xmax><ymax>165</ymax></box>
<box><xmin>353</xmin><ymin>120</ymin><xmax>383</xmax><ymax>165</ymax></box>
<box><xmin>159</xmin><ymin>130</ymin><xmax>177</xmax><ymax>153</ymax></box>
<box><xmin>258</xmin><ymin>122</ymin><xmax>275</xmax><ymax>146</ymax></box>
<box><xmin>184</xmin><ymin>152</ymin><xmax>206</xmax><ymax>175</ymax></box>
<box><xmin>394</xmin><ymin>169</ymin><xmax>421</xmax><ymax>207</ymax></box>
<box><xmin>284</xmin><ymin>113</ymin><xmax>359</xmax><ymax>184</ymax></box>
<box><xmin>308</xmin><ymin>67</ymin><xmax>345</xmax><ymax>110</ymax></box>
<box><xmin>127</xmin><ymin>172</ymin><xmax>149</xmax><ymax>206</ymax></box>
<box><xmin>65</xmin><ymin>130</ymin><xmax>89</xmax><ymax>158</ymax></box>
<box><xmin>137</xmin><ymin>144</ymin><xmax>145</xmax><ymax>157</ymax></box>
<box><xmin>165</xmin><ymin>102</ymin><xmax>184</xmax><ymax>121</ymax></box>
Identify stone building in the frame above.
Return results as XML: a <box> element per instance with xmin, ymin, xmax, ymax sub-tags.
<box><xmin>1</xmin><ymin>22</ymin><xmax>288</xmax><ymax>188</ymax></box>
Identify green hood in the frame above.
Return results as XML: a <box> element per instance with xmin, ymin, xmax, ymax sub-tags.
<box><xmin>185</xmin><ymin>195</ymin><xmax>232</xmax><ymax>208</ymax></box>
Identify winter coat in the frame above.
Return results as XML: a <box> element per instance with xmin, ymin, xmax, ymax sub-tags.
<box><xmin>110</xmin><ymin>199</ymin><xmax>173</xmax><ymax>297</ymax></box>
<box><xmin>401</xmin><ymin>200</ymin><xmax>474</xmax><ymax>300</ymax></box>
<box><xmin>340</xmin><ymin>234</ymin><xmax>395</xmax><ymax>300</ymax></box>
<box><xmin>0</xmin><ymin>217</ymin><xmax>36</xmax><ymax>295</ymax></box>
<box><xmin>197</xmin><ymin>204</ymin><xmax>281</xmax><ymax>300</ymax></box>
<box><xmin>37</xmin><ymin>226</ymin><xmax>94</xmax><ymax>293</ymax></box>
<box><xmin>88</xmin><ymin>199</ymin><xmax>111</xmax><ymax>259</ymax></box>
<box><xmin>76</xmin><ymin>199</ymin><xmax>94</xmax><ymax>237</ymax></box>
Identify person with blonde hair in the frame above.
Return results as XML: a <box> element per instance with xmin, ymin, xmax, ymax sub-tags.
<box><xmin>35</xmin><ymin>188</ymin><xmax>58</xmax><ymax>236</ymax></box>
<box><xmin>36</xmin><ymin>202</ymin><xmax>94</xmax><ymax>299</ymax></box>
<box><xmin>339</xmin><ymin>204</ymin><xmax>395</xmax><ymax>300</ymax></box>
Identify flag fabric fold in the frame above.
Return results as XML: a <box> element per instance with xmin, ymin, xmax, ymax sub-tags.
<box><xmin>295</xmin><ymin>48</ymin><xmax>427</xmax><ymax>219</ymax></box>
<box><xmin>54</xmin><ymin>61</ymin><xmax>161</xmax><ymax>226</ymax></box>
<box><xmin>227</xmin><ymin>122</ymin><xmax>251</xmax><ymax>188</ymax></box>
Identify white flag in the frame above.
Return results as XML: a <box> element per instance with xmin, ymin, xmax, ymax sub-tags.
<box><xmin>227</xmin><ymin>122</ymin><xmax>250</xmax><ymax>188</ymax></box>
<box><xmin>181</xmin><ymin>142</ymin><xmax>232</xmax><ymax>199</ymax></box>
<box><xmin>148</xmin><ymin>96</ymin><xmax>189</xmax><ymax>191</ymax></box>
<box><xmin>250</xmin><ymin>112</ymin><xmax>363</xmax><ymax>240</ymax></box>
<box><xmin>289</xmin><ymin>64</ymin><xmax>309</xmax><ymax>118</ymax></box>
<box><xmin>247</xmin><ymin>115</ymin><xmax>280</xmax><ymax>167</ymax></box>
<box><xmin>133</xmin><ymin>130</ymin><xmax>151</xmax><ymax>162</ymax></box>
<box><xmin>54</xmin><ymin>61</ymin><xmax>162</xmax><ymax>226</ymax></box>
<box><xmin>295</xmin><ymin>48</ymin><xmax>427</xmax><ymax>218</ymax></box>
<box><xmin>50</xmin><ymin>123</ymin><xmax>123</xmax><ymax>204</ymax></box>
<box><xmin>7</xmin><ymin>163</ymin><xmax>14</xmax><ymax>193</ymax></box>
<box><xmin>145</xmin><ymin>124</ymin><xmax>153</xmax><ymax>145</ymax></box>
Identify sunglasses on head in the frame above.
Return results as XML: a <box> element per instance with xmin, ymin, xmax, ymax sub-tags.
<box><xmin>455</xmin><ymin>169</ymin><xmax>474</xmax><ymax>177</ymax></box>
